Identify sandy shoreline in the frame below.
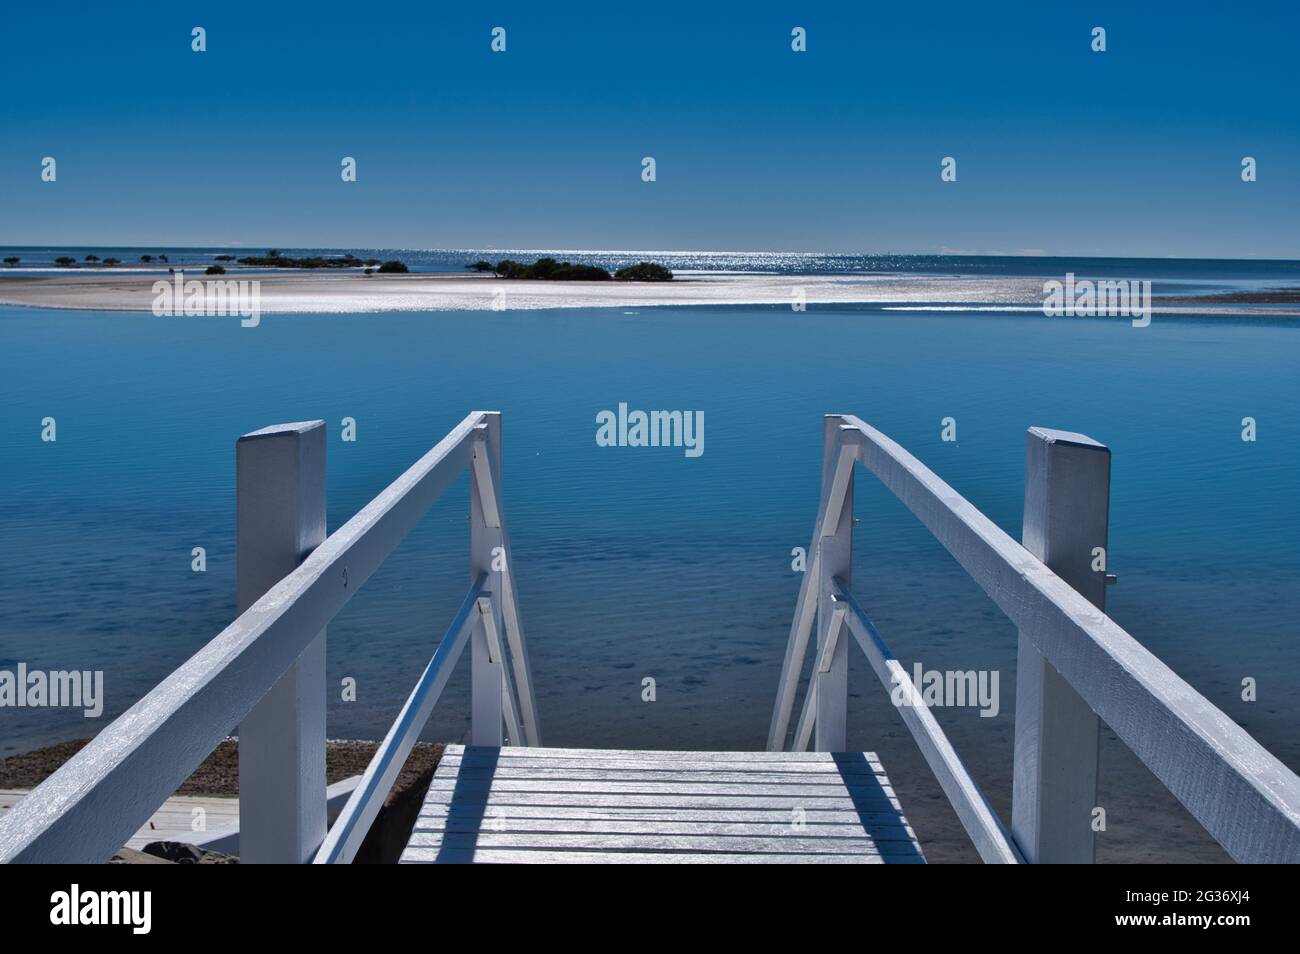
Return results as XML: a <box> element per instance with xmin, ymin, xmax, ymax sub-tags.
<box><xmin>2</xmin><ymin>270</ymin><xmax>1298</xmax><ymax>316</ymax></box>
<box><xmin>0</xmin><ymin>737</ymin><xmax>443</xmax><ymax>795</ymax></box>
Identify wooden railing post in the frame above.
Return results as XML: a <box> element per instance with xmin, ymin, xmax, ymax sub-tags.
<box><xmin>236</xmin><ymin>421</ymin><xmax>328</xmax><ymax>863</ymax></box>
<box><xmin>815</xmin><ymin>416</ymin><xmax>853</xmax><ymax>751</ymax></box>
<box><xmin>1012</xmin><ymin>428</ymin><xmax>1110</xmax><ymax>863</ymax></box>
<box><xmin>470</xmin><ymin>415</ymin><xmax>505</xmax><ymax>745</ymax></box>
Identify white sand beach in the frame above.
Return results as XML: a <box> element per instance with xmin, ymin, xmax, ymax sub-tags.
<box><xmin>3</xmin><ymin>270</ymin><xmax>1297</xmax><ymax>316</ymax></box>
<box><xmin>0</xmin><ymin>270</ymin><xmax>1033</xmax><ymax>312</ymax></box>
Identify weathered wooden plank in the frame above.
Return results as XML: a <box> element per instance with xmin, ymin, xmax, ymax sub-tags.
<box><xmin>436</xmin><ymin>765</ymin><xmax>886</xmax><ymax>785</ymax></box>
<box><xmin>412</xmin><ymin>817</ymin><xmax>916</xmax><ymax>839</ymax></box>
<box><xmin>437</xmin><ymin>750</ymin><xmax>891</xmax><ymax>782</ymax></box>
<box><xmin>405</xmin><ymin>831</ymin><xmax>913</xmax><ymax>856</ymax></box>
<box><xmin>423</xmin><ymin>778</ymin><xmax>900</xmax><ymax>800</ymax></box>
<box><xmin>440</xmin><ymin>754</ymin><xmax>888</xmax><ymax>775</ymax></box>
<box><xmin>459</xmin><ymin>746</ymin><xmax>886</xmax><ymax>764</ymax></box>
<box><xmin>419</xmin><ymin>790</ymin><xmax>898</xmax><ymax>811</ymax></box>
<box><xmin>448</xmin><ymin>748</ymin><xmax>887</xmax><ymax>767</ymax></box>
<box><xmin>416</xmin><ymin>804</ymin><xmax>891</xmax><ymax>824</ymax></box>
<box><xmin>401</xmin><ymin>848</ymin><xmax>912</xmax><ymax>864</ymax></box>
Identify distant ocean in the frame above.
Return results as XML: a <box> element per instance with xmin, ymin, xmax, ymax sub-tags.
<box><xmin>2</xmin><ymin>249</ymin><xmax>1298</xmax><ymax>861</ymax></box>
<box><xmin>5</xmin><ymin>244</ymin><xmax>1300</xmax><ymax>286</ymax></box>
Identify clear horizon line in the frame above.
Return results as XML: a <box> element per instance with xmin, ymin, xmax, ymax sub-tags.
<box><xmin>0</xmin><ymin>244</ymin><xmax>1298</xmax><ymax>264</ymax></box>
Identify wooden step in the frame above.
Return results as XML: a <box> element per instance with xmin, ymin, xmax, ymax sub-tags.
<box><xmin>400</xmin><ymin>746</ymin><xmax>924</xmax><ymax>864</ymax></box>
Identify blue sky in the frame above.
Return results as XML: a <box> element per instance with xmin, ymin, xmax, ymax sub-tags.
<box><xmin>1</xmin><ymin>1</ymin><xmax>1297</xmax><ymax>257</ymax></box>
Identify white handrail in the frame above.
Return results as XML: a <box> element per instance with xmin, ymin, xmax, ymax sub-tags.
<box><xmin>471</xmin><ymin>433</ymin><xmax>542</xmax><ymax>746</ymax></box>
<box><xmin>479</xmin><ymin>595</ymin><xmax>525</xmax><ymax>745</ymax></box>
<box><xmin>767</xmin><ymin>433</ymin><xmax>859</xmax><ymax>750</ymax></box>
<box><xmin>772</xmin><ymin>414</ymin><xmax>1300</xmax><ymax>864</ymax></box>
<box><xmin>842</xmin><ymin>414</ymin><xmax>1300</xmax><ymax>863</ymax></box>
<box><xmin>790</xmin><ymin>602</ymin><xmax>845</xmax><ymax>753</ymax></box>
<box><xmin>313</xmin><ymin>576</ymin><xmax>487</xmax><ymax>864</ymax></box>
<box><xmin>0</xmin><ymin>411</ymin><xmax>541</xmax><ymax>864</ymax></box>
<box><xmin>832</xmin><ymin>579</ymin><xmax>1023</xmax><ymax>864</ymax></box>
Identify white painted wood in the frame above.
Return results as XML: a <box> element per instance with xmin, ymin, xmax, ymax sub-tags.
<box><xmin>1012</xmin><ymin>428</ymin><xmax>1107</xmax><ymax>864</ymax></box>
<box><xmin>423</xmin><ymin>757</ymin><xmax>902</xmax><ymax>801</ymax></box>
<box><xmin>422</xmin><ymin>778</ymin><xmax>899</xmax><ymax>798</ymax></box>
<box><xmin>401</xmin><ymin>848</ymin><xmax>912</xmax><ymax>864</ymax></box>
<box><xmin>236</xmin><ymin>420</ymin><xmax>328</xmax><ymax>864</ymax></box>
<box><xmin>472</xmin><ymin>419</ymin><xmax>542</xmax><ymax>746</ymax></box>
<box><xmin>791</xmin><ymin>604</ymin><xmax>845</xmax><ymax>752</ymax></box>
<box><xmin>439</xmin><ymin>754</ymin><xmax>888</xmax><ymax>774</ymax></box>
<box><xmin>311</xmin><ymin>579</ymin><xmax>485</xmax><ymax>864</ymax></box>
<box><xmin>403</xmin><ymin>745</ymin><xmax>923</xmax><ymax>864</ymax></box>
<box><xmin>768</xmin><ymin>421</ymin><xmax>858</xmax><ymax>751</ymax></box>
<box><xmin>415</xmin><ymin>791</ymin><xmax>895</xmax><ymax>811</ymax></box>
<box><xmin>315</xmin><ymin>416</ymin><xmax>543</xmax><ymax>862</ymax></box>
<box><xmin>448</xmin><ymin>746</ymin><xmax>887</xmax><ymax>763</ymax></box>
<box><xmin>480</xmin><ymin>597</ymin><xmax>525</xmax><ymax>745</ymax></box>
<box><xmin>814</xmin><ymin>533</ymin><xmax>846</xmax><ymax>753</ymax></box>
<box><xmin>767</xmin><ymin>541</ymin><xmax>819</xmax><ymax>751</ymax></box>
<box><xmin>498</xmin><ymin>562</ymin><xmax>541</xmax><ymax>746</ymax></box>
<box><xmin>194</xmin><ymin>775</ymin><xmax>362</xmax><ymax>855</ymax></box>
<box><xmin>470</xmin><ymin>425</ymin><xmax>504</xmax><ymax>746</ymax></box>
<box><xmin>415</xmin><ymin>817</ymin><xmax>911</xmax><ymax>838</ymax></box>
<box><xmin>0</xmin><ymin>412</ymin><xmax>489</xmax><ymax>863</ymax></box>
<box><xmin>833</xmin><ymin>580</ymin><xmax>1023</xmax><ymax>864</ymax></box>
<box><xmin>837</xmin><ymin>414</ymin><xmax>1300</xmax><ymax>863</ymax></box>
<box><xmin>434</xmin><ymin>765</ymin><xmax>878</xmax><ymax>786</ymax></box>
<box><xmin>406</xmin><ymin>831</ymin><xmax>901</xmax><ymax>854</ymax></box>
<box><xmin>416</xmin><ymin>805</ymin><xmax>900</xmax><ymax>824</ymax></box>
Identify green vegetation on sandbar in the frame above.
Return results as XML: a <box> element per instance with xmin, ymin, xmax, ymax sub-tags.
<box><xmin>206</xmin><ymin>264</ymin><xmax>226</xmax><ymax>275</ymax></box>
<box><xmin>613</xmin><ymin>262</ymin><xmax>673</xmax><ymax>281</ymax></box>
<box><xmin>2</xmin><ymin>257</ymin><xmax>19</xmax><ymax>265</ymax></box>
<box><xmin>234</xmin><ymin>250</ymin><xmax>383</xmax><ymax>269</ymax></box>
<box><xmin>377</xmin><ymin>260</ymin><xmax>408</xmax><ymax>273</ymax></box>
<box><xmin>50</xmin><ymin>255</ymin><xmax>121</xmax><ymax>268</ymax></box>
<box><xmin>465</xmin><ymin>257</ymin><xmax>673</xmax><ymax>281</ymax></box>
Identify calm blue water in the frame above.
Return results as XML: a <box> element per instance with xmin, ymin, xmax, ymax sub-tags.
<box><xmin>2</xmin><ymin>260</ymin><xmax>1298</xmax><ymax>860</ymax></box>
